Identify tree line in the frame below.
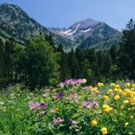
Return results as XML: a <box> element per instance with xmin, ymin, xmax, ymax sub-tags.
<box><xmin>0</xmin><ymin>19</ymin><xmax>135</xmax><ymax>90</ymax></box>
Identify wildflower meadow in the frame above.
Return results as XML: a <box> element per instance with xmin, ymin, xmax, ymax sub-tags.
<box><xmin>0</xmin><ymin>79</ymin><xmax>135</xmax><ymax>135</ymax></box>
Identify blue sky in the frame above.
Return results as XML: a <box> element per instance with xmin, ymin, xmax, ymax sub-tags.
<box><xmin>0</xmin><ymin>0</ymin><xmax>135</xmax><ymax>29</ymax></box>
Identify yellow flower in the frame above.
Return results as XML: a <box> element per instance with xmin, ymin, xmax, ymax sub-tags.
<box><xmin>101</xmin><ymin>127</ymin><xmax>108</xmax><ymax>135</ymax></box>
<box><xmin>125</xmin><ymin>122</ymin><xmax>129</xmax><ymax>126</ymax></box>
<box><xmin>125</xmin><ymin>83</ymin><xmax>130</xmax><ymax>87</ymax></box>
<box><xmin>123</xmin><ymin>100</ymin><xmax>129</xmax><ymax>104</ymax></box>
<box><xmin>107</xmin><ymin>89</ymin><xmax>113</xmax><ymax>94</ymax></box>
<box><xmin>97</xmin><ymin>82</ymin><xmax>104</xmax><ymax>87</ymax></box>
<box><xmin>110</xmin><ymin>83</ymin><xmax>115</xmax><ymax>87</ymax></box>
<box><xmin>103</xmin><ymin>96</ymin><xmax>109</xmax><ymax>100</ymax></box>
<box><xmin>114</xmin><ymin>95</ymin><xmax>120</xmax><ymax>100</ymax></box>
<box><xmin>118</xmin><ymin>89</ymin><xmax>123</xmax><ymax>94</ymax></box>
<box><xmin>131</xmin><ymin>88</ymin><xmax>135</xmax><ymax>91</ymax></box>
<box><xmin>124</xmin><ymin>89</ymin><xmax>131</xmax><ymax>95</ymax></box>
<box><xmin>104</xmin><ymin>107</ymin><xmax>113</xmax><ymax>113</ymax></box>
<box><xmin>103</xmin><ymin>104</ymin><xmax>113</xmax><ymax>113</ymax></box>
<box><xmin>120</xmin><ymin>105</ymin><xmax>124</xmax><ymax>109</ymax></box>
<box><xmin>132</xmin><ymin>84</ymin><xmax>135</xmax><ymax>88</ymax></box>
<box><xmin>90</xmin><ymin>120</ymin><xmax>97</xmax><ymax>126</ymax></box>
<box><xmin>114</xmin><ymin>88</ymin><xmax>119</xmax><ymax>92</ymax></box>
<box><xmin>103</xmin><ymin>104</ymin><xmax>110</xmax><ymax>109</ymax></box>
<box><xmin>130</xmin><ymin>115</ymin><xmax>134</xmax><ymax>120</ymax></box>
<box><xmin>93</xmin><ymin>87</ymin><xmax>98</xmax><ymax>92</ymax></box>
<box><xmin>115</xmin><ymin>84</ymin><xmax>120</xmax><ymax>89</ymax></box>
<box><xmin>122</xmin><ymin>92</ymin><xmax>127</xmax><ymax>96</ymax></box>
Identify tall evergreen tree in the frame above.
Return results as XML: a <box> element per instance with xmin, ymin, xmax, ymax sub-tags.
<box><xmin>0</xmin><ymin>38</ymin><xmax>5</xmax><ymax>88</ymax></box>
<box><xmin>4</xmin><ymin>39</ymin><xmax>15</xmax><ymax>86</ymax></box>
<box><xmin>119</xmin><ymin>19</ymin><xmax>135</xmax><ymax>79</ymax></box>
<box><xmin>69</xmin><ymin>49</ymin><xmax>80</xmax><ymax>78</ymax></box>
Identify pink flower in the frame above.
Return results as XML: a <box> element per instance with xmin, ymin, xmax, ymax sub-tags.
<box><xmin>50</xmin><ymin>109</ymin><xmax>57</xmax><ymax>113</ymax></box>
<box><xmin>82</xmin><ymin>100</ymin><xmax>99</xmax><ymax>108</ymax></box>
<box><xmin>54</xmin><ymin>117</ymin><xmax>64</xmax><ymax>125</ymax></box>
<box><xmin>28</xmin><ymin>101</ymin><xmax>40</xmax><ymax>110</ymax></box>
<box><xmin>83</xmin><ymin>86</ymin><xmax>90</xmax><ymax>90</ymax></box>
<box><xmin>70</xmin><ymin>92</ymin><xmax>77</xmax><ymax>98</ymax></box>
<box><xmin>82</xmin><ymin>101</ymin><xmax>89</xmax><ymax>107</ymax></box>
<box><xmin>53</xmin><ymin>95</ymin><xmax>58</xmax><ymax>99</ymax></box>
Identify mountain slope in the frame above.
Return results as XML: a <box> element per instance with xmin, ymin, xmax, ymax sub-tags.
<box><xmin>78</xmin><ymin>22</ymin><xmax>121</xmax><ymax>49</ymax></box>
<box><xmin>50</xmin><ymin>18</ymin><xmax>121</xmax><ymax>50</ymax></box>
<box><xmin>0</xmin><ymin>3</ymin><xmax>73</xmax><ymax>51</ymax></box>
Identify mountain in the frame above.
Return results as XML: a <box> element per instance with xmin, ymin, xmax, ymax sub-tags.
<box><xmin>50</xmin><ymin>18</ymin><xmax>122</xmax><ymax>50</ymax></box>
<box><xmin>0</xmin><ymin>3</ymin><xmax>121</xmax><ymax>51</ymax></box>
<box><xmin>0</xmin><ymin>3</ymin><xmax>73</xmax><ymax>51</ymax></box>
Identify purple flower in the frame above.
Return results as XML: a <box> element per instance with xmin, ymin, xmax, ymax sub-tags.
<box><xmin>93</xmin><ymin>102</ymin><xmax>99</xmax><ymax>107</ymax></box>
<box><xmin>57</xmin><ymin>92</ymin><xmax>64</xmax><ymax>98</ymax></box>
<box><xmin>28</xmin><ymin>101</ymin><xmax>47</xmax><ymax>110</ymax></box>
<box><xmin>71</xmin><ymin>79</ymin><xmax>78</xmax><ymax>85</ymax></box>
<box><xmin>54</xmin><ymin>117</ymin><xmax>64</xmax><ymax>125</ymax></box>
<box><xmin>28</xmin><ymin>101</ymin><xmax>40</xmax><ymax>110</ymax></box>
<box><xmin>78</xmin><ymin>79</ymin><xmax>86</xmax><ymax>84</ymax></box>
<box><xmin>40</xmin><ymin>103</ymin><xmax>47</xmax><ymax>108</ymax></box>
<box><xmin>82</xmin><ymin>100</ymin><xmax>99</xmax><ymax>108</ymax></box>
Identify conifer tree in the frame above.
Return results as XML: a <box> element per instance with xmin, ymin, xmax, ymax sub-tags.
<box><xmin>4</xmin><ymin>39</ymin><xmax>15</xmax><ymax>85</ymax></box>
<box><xmin>119</xmin><ymin>19</ymin><xmax>135</xmax><ymax>79</ymax></box>
<box><xmin>0</xmin><ymin>38</ymin><xmax>5</xmax><ymax>88</ymax></box>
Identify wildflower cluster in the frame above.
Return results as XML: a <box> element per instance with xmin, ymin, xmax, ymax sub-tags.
<box><xmin>57</xmin><ymin>79</ymin><xmax>87</xmax><ymax>87</ymax></box>
<box><xmin>1</xmin><ymin>81</ymin><xmax>135</xmax><ymax>135</ymax></box>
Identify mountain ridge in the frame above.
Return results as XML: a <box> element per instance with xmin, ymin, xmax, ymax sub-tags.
<box><xmin>0</xmin><ymin>3</ymin><xmax>122</xmax><ymax>51</ymax></box>
<box><xmin>49</xmin><ymin>18</ymin><xmax>121</xmax><ymax>50</ymax></box>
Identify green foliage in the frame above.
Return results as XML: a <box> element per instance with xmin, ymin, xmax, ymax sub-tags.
<box><xmin>0</xmin><ymin>38</ymin><xmax>16</xmax><ymax>88</ymax></box>
<box><xmin>119</xmin><ymin>19</ymin><xmax>135</xmax><ymax>79</ymax></box>
<box><xmin>0</xmin><ymin>38</ymin><xmax>5</xmax><ymax>88</ymax></box>
<box><xmin>15</xmin><ymin>35</ymin><xmax>60</xmax><ymax>90</ymax></box>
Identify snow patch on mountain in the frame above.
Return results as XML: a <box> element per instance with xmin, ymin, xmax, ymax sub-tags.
<box><xmin>60</xmin><ymin>29</ymin><xmax>72</xmax><ymax>35</ymax></box>
<box><xmin>81</xmin><ymin>28</ymin><xmax>91</xmax><ymax>33</ymax></box>
<box><xmin>59</xmin><ymin>24</ymin><xmax>80</xmax><ymax>36</ymax></box>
